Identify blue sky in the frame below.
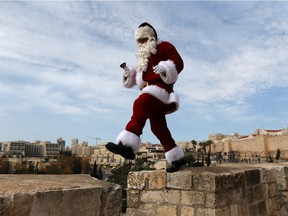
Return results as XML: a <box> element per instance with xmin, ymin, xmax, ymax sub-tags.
<box><xmin>1</xmin><ymin>1</ymin><xmax>288</xmax><ymax>146</ymax></box>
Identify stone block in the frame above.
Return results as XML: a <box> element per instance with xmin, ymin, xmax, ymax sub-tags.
<box><xmin>126</xmin><ymin>208</ymin><xmax>156</xmax><ymax>216</ymax></box>
<box><xmin>30</xmin><ymin>188</ymin><xmax>102</xmax><ymax>216</ymax></box>
<box><xmin>0</xmin><ymin>175</ymin><xmax>122</xmax><ymax>216</ymax></box>
<box><xmin>193</xmin><ymin>173</ymin><xmax>221</xmax><ymax>192</ymax></box>
<box><xmin>260</xmin><ymin>169</ymin><xmax>270</xmax><ymax>183</ymax></box>
<box><xmin>127</xmin><ymin>172</ymin><xmax>146</xmax><ymax>190</ymax></box>
<box><xmin>147</xmin><ymin>171</ymin><xmax>166</xmax><ymax>190</ymax></box>
<box><xmin>127</xmin><ymin>171</ymin><xmax>166</xmax><ymax>190</ymax></box>
<box><xmin>265</xmin><ymin>198</ymin><xmax>273</xmax><ymax>215</ymax></box>
<box><xmin>232</xmin><ymin>188</ymin><xmax>245</xmax><ymax>204</ymax></box>
<box><xmin>181</xmin><ymin>191</ymin><xmax>205</xmax><ymax>206</ymax></box>
<box><xmin>205</xmin><ymin>192</ymin><xmax>231</xmax><ymax>208</ymax></box>
<box><xmin>141</xmin><ymin>190</ymin><xmax>180</xmax><ymax>205</ymax></box>
<box><xmin>181</xmin><ymin>206</ymin><xmax>195</xmax><ymax>216</ymax></box>
<box><xmin>127</xmin><ymin>190</ymin><xmax>140</xmax><ymax>208</ymax></box>
<box><xmin>269</xmin><ymin>182</ymin><xmax>278</xmax><ymax>197</ymax></box>
<box><xmin>157</xmin><ymin>205</ymin><xmax>177</xmax><ymax>216</ymax></box>
<box><xmin>246</xmin><ymin>186</ymin><xmax>254</xmax><ymax>203</ymax></box>
<box><xmin>141</xmin><ymin>203</ymin><xmax>155</xmax><ymax>210</ymax></box>
<box><xmin>280</xmin><ymin>191</ymin><xmax>288</xmax><ymax>204</ymax></box>
<box><xmin>257</xmin><ymin>200</ymin><xmax>268</xmax><ymax>216</ymax></box>
<box><xmin>233</xmin><ymin>172</ymin><xmax>245</xmax><ymax>188</ymax></box>
<box><xmin>213</xmin><ymin>207</ymin><xmax>231</xmax><ymax>216</ymax></box>
<box><xmin>167</xmin><ymin>172</ymin><xmax>192</xmax><ymax>190</ymax></box>
<box><xmin>262</xmin><ymin>183</ymin><xmax>269</xmax><ymax>199</ymax></box>
<box><xmin>10</xmin><ymin>193</ymin><xmax>34</xmax><ymax>216</ymax></box>
<box><xmin>221</xmin><ymin>174</ymin><xmax>235</xmax><ymax>190</ymax></box>
<box><xmin>248</xmin><ymin>204</ymin><xmax>258</xmax><ymax>216</ymax></box>
<box><xmin>275</xmin><ymin>166</ymin><xmax>288</xmax><ymax>179</ymax></box>
<box><xmin>239</xmin><ymin>202</ymin><xmax>248</xmax><ymax>216</ymax></box>
<box><xmin>267</xmin><ymin>168</ymin><xmax>278</xmax><ymax>182</ymax></box>
<box><xmin>253</xmin><ymin>185</ymin><xmax>264</xmax><ymax>202</ymax></box>
<box><xmin>230</xmin><ymin>204</ymin><xmax>239</xmax><ymax>216</ymax></box>
<box><xmin>196</xmin><ymin>207</ymin><xmax>230</xmax><ymax>216</ymax></box>
<box><xmin>277</xmin><ymin>177</ymin><xmax>288</xmax><ymax>190</ymax></box>
<box><xmin>244</xmin><ymin>170</ymin><xmax>261</xmax><ymax>186</ymax></box>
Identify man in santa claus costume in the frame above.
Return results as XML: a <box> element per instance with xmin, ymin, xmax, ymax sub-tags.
<box><xmin>106</xmin><ymin>22</ymin><xmax>186</xmax><ymax>172</ymax></box>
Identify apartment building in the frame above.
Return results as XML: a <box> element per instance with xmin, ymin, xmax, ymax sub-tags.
<box><xmin>1</xmin><ymin>139</ymin><xmax>62</xmax><ymax>157</ymax></box>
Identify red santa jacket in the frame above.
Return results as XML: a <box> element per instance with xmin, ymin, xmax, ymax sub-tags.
<box><xmin>123</xmin><ymin>41</ymin><xmax>184</xmax><ymax>114</ymax></box>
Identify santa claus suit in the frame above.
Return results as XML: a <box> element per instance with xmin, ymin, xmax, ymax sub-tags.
<box><xmin>116</xmin><ymin>26</ymin><xmax>185</xmax><ymax>165</ymax></box>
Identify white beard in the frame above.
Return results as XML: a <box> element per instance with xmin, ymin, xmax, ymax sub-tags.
<box><xmin>136</xmin><ymin>37</ymin><xmax>157</xmax><ymax>72</ymax></box>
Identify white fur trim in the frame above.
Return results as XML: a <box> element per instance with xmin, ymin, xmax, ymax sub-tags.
<box><xmin>116</xmin><ymin>130</ymin><xmax>141</xmax><ymax>153</ymax></box>
<box><xmin>158</xmin><ymin>60</ymin><xmax>178</xmax><ymax>84</ymax></box>
<box><xmin>123</xmin><ymin>66</ymin><xmax>136</xmax><ymax>88</ymax></box>
<box><xmin>135</xmin><ymin>71</ymin><xmax>146</xmax><ymax>89</ymax></box>
<box><xmin>140</xmin><ymin>85</ymin><xmax>179</xmax><ymax>114</ymax></box>
<box><xmin>135</xmin><ymin>26</ymin><xmax>155</xmax><ymax>40</ymax></box>
<box><xmin>165</xmin><ymin>146</ymin><xmax>184</xmax><ymax>164</ymax></box>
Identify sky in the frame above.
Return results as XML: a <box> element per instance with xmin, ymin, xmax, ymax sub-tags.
<box><xmin>1</xmin><ymin>1</ymin><xmax>288</xmax><ymax>146</ymax></box>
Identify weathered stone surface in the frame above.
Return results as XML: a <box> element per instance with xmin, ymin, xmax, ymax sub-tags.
<box><xmin>127</xmin><ymin>190</ymin><xmax>140</xmax><ymax>208</ymax></box>
<box><xmin>126</xmin><ymin>163</ymin><xmax>288</xmax><ymax>216</ymax></box>
<box><xmin>126</xmin><ymin>208</ymin><xmax>156</xmax><ymax>216</ymax></box>
<box><xmin>181</xmin><ymin>205</ymin><xmax>195</xmax><ymax>216</ymax></box>
<box><xmin>181</xmin><ymin>191</ymin><xmax>204</xmax><ymax>205</ymax></box>
<box><xmin>0</xmin><ymin>174</ymin><xmax>121</xmax><ymax>216</ymax></box>
<box><xmin>141</xmin><ymin>190</ymin><xmax>180</xmax><ymax>204</ymax></box>
<box><xmin>244</xmin><ymin>169</ymin><xmax>261</xmax><ymax>186</ymax></box>
<box><xmin>157</xmin><ymin>205</ymin><xmax>177</xmax><ymax>216</ymax></box>
<box><xmin>127</xmin><ymin>172</ymin><xmax>145</xmax><ymax>190</ymax></box>
<box><xmin>167</xmin><ymin>171</ymin><xmax>192</xmax><ymax>189</ymax></box>
<box><xmin>193</xmin><ymin>173</ymin><xmax>221</xmax><ymax>192</ymax></box>
<box><xmin>147</xmin><ymin>171</ymin><xmax>166</xmax><ymax>190</ymax></box>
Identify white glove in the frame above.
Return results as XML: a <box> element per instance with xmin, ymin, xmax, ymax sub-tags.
<box><xmin>123</xmin><ymin>68</ymin><xmax>131</xmax><ymax>77</ymax></box>
<box><xmin>153</xmin><ymin>64</ymin><xmax>166</xmax><ymax>74</ymax></box>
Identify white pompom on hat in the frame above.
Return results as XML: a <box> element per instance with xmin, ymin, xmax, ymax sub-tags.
<box><xmin>135</xmin><ymin>22</ymin><xmax>158</xmax><ymax>41</ymax></box>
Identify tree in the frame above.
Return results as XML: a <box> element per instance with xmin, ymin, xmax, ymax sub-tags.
<box><xmin>184</xmin><ymin>152</ymin><xmax>195</xmax><ymax>166</ymax></box>
<box><xmin>73</xmin><ymin>157</ymin><xmax>82</xmax><ymax>174</ymax></box>
<box><xmin>205</xmin><ymin>151</ymin><xmax>211</xmax><ymax>167</ymax></box>
<box><xmin>91</xmin><ymin>161</ymin><xmax>98</xmax><ymax>178</ymax></box>
<box><xmin>0</xmin><ymin>157</ymin><xmax>10</xmax><ymax>174</ymax></box>
<box><xmin>206</xmin><ymin>140</ymin><xmax>213</xmax><ymax>152</ymax></box>
<box><xmin>82</xmin><ymin>158</ymin><xmax>91</xmax><ymax>174</ymax></box>
<box><xmin>98</xmin><ymin>166</ymin><xmax>103</xmax><ymax>180</ymax></box>
<box><xmin>276</xmin><ymin>149</ymin><xmax>281</xmax><ymax>162</ymax></box>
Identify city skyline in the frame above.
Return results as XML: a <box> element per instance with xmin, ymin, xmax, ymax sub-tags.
<box><xmin>1</xmin><ymin>1</ymin><xmax>288</xmax><ymax>144</ymax></box>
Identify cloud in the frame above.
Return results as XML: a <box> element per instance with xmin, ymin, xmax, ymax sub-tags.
<box><xmin>1</xmin><ymin>1</ymin><xmax>288</xmax><ymax>142</ymax></box>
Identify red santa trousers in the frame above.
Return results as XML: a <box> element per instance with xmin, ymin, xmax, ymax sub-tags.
<box><xmin>125</xmin><ymin>93</ymin><xmax>177</xmax><ymax>152</ymax></box>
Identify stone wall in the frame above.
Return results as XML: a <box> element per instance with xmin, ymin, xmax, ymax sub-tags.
<box><xmin>215</xmin><ymin>134</ymin><xmax>288</xmax><ymax>159</ymax></box>
<box><xmin>0</xmin><ymin>174</ymin><xmax>122</xmax><ymax>216</ymax></box>
<box><xmin>126</xmin><ymin>163</ymin><xmax>288</xmax><ymax>216</ymax></box>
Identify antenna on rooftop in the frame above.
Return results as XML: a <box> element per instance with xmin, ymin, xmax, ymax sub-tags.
<box><xmin>86</xmin><ymin>136</ymin><xmax>101</xmax><ymax>145</ymax></box>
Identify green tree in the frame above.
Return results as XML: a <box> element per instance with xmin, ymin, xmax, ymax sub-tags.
<box><xmin>0</xmin><ymin>157</ymin><xmax>10</xmax><ymax>174</ymax></box>
<box><xmin>98</xmin><ymin>166</ymin><xmax>103</xmax><ymax>180</ymax></box>
<box><xmin>184</xmin><ymin>152</ymin><xmax>195</xmax><ymax>166</ymax></box>
<box><xmin>276</xmin><ymin>149</ymin><xmax>281</xmax><ymax>162</ymax></box>
<box><xmin>72</xmin><ymin>157</ymin><xmax>82</xmax><ymax>174</ymax></box>
<box><xmin>206</xmin><ymin>140</ymin><xmax>213</xmax><ymax>152</ymax></box>
<box><xmin>205</xmin><ymin>151</ymin><xmax>211</xmax><ymax>167</ymax></box>
<box><xmin>91</xmin><ymin>161</ymin><xmax>98</xmax><ymax>178</ymax></box>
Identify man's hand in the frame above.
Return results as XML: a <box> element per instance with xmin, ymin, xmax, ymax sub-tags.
<box><xmin>153</xmin><ymin>64</ymin><xmax>166</xmax><ymax>74</ymax></box>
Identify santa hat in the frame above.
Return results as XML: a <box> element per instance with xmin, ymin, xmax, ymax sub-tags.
<box><xmin>135</xmin><ymin>22</ymin><xmax>158</xmax><ymax>41</ymax></box>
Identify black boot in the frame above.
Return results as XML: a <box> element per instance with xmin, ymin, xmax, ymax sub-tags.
<box><xmin>105</xmin><ymin>142</ymin><xmax>135</xmax><ymax>160</ymax></box>
<box><xmin>166</xmin><ymin>158</ymin><xmax>186</xmax><ymax>173</ymax></box>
